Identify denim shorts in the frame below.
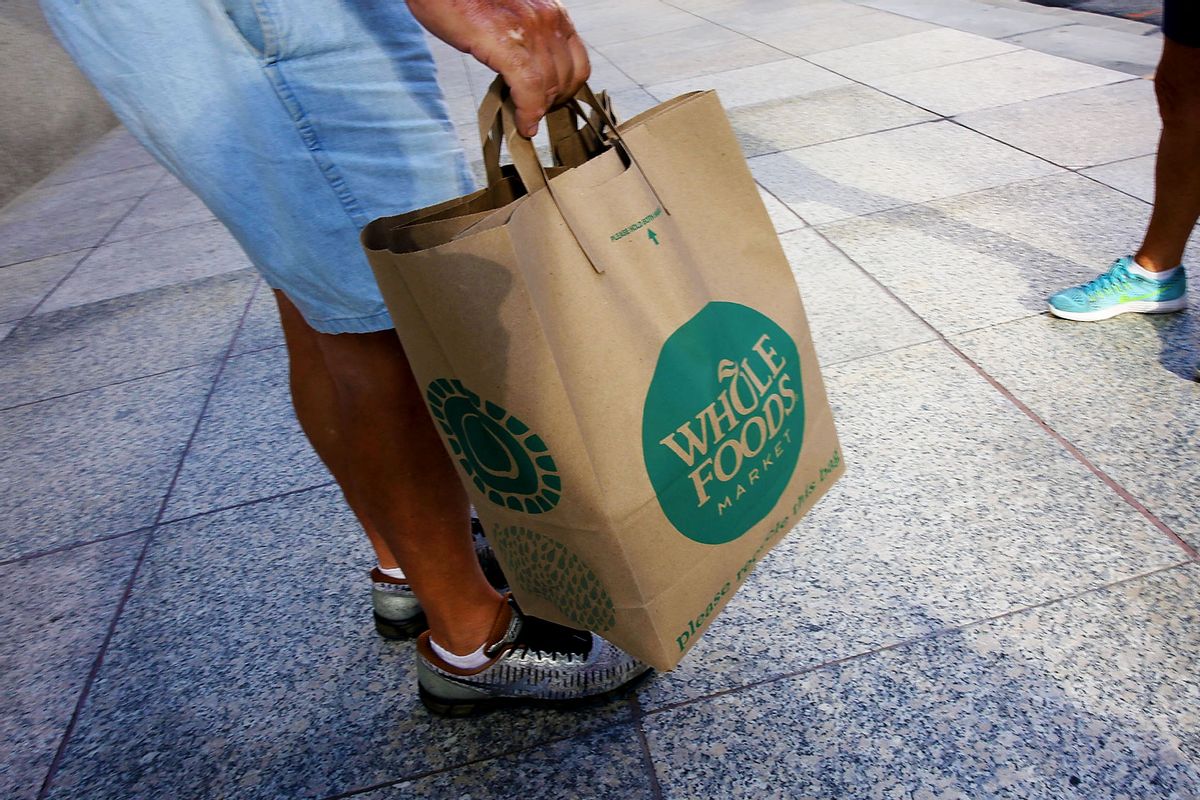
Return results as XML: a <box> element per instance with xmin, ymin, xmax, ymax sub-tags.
<box><xmin>40</xmin><ymin>0</ymin><xmax>474</xmax><ymax>333</ymax></box>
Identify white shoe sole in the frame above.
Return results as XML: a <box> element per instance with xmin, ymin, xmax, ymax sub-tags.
<box><xmin>1047</xmin><ymin>297</ymin><xmax>1188</xmax><ymax>322</ymax></box>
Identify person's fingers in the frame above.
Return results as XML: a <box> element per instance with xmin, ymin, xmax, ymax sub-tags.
<box><xmin>505</xmin><ymin>49</ymin><xmax>555</xmax><ymax>137</ymax></box>
<box><xmin>565</xmin><ymin>33</ymin><xmax>591</xmax><ymax>96</ymax></box>
<box><xmin>548</xmin><ymin>33</ymin><xmax>576</xmax><ymax>106</ymax></box>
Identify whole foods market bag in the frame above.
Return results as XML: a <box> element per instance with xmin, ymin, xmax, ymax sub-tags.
<box><xmin>361</xmin><ymin>81</ymin><xmax>843</xmax><ymax>670</ymax></box>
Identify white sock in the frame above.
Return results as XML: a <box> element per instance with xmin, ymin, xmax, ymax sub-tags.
<box><xmin>429</xmin><ymin>637</ymin><xmax>491</xmax><ymax>669</ymax></box>
<box><xmin>377</xmin><ymin>565</ymin><xmax>406</xmax><ymax>580</ymax></box>
<box><xmin>1127</xmin><ymin>259</ymin><xmax>1181</xmax><ymax>282</ymax></box>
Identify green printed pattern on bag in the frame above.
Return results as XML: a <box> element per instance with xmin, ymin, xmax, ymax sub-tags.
<box><xmin>491</xmin><ymin>526</ymin><xmax>616</xmax><ymax>633</ymax></box>
<box><xmin>643</xmin><ymin>302</ymin><xmax>805</xmax><ymax>545</ymax></box>
<box><xmin>427</xmin><ymin>379</ymin><xmax>561</xmax><ymax>514</ymax></box>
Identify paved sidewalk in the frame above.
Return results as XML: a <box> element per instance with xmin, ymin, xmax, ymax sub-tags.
<box><xmin>3</xmin><ymin>1</ymin><xmax>1198</xmax><ymax>798</ymax></box>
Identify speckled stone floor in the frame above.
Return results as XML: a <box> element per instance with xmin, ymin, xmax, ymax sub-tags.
<box><xmin>3</xmin><ymin>1</ymin><xmax>1196</xmax><ymax>798</ymax></box>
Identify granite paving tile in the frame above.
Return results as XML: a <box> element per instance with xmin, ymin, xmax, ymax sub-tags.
<box><xmin>0</xmin><ymin>270</ymin><xmax>255</xmax><ymax>408</ymax></box>
<box><xmin>0</xmin><ymin>165</ymin><xmax>163</xmax><ymax>223</ymax></box>
<box><xmin>0</xmin><ymin>364</ymin><xmax>217</xmax><ymax>561</ymax></box>
<box><xmin>0</xmin><ymin>196</ymin><xmax>139</xmax><ymax>268</ymax></box>
<box><xmin>873</xmin><ymin>49</ymin><xmax>1128</xmax><ymax>116</ymax></box>
<box><xmin>0</xmin><ymin>252</ymin><xmax>81</xmax><ymax>323</ymax></box>
<box><xmin>584</xmin><ymin>51</ymin><xmax>641</xmax><ymax>93</ymax></box>
<box><xmin>751</xmin><ymin>120</ymin><xmax>1061</xmax><ymax>225</ymax></box>
<box><xmin>1006</xmin><ymin>23</ymin><xmax>1164</xmax><ymax>76</ymax></box>
<box><xmin>577</xmin><ymin>7</ymin><xmax>698</xmax><ymax>48</ymax></box>
<box><xmin>38</xmin><ymin>220</ymin><xmax>253</xmax><ymax>314</ymax></box>
<box><xmin>729</xmin><ymin>84</ymin><xmax>937</xmax><ymax>158</ymax></box>
<box><xmin>0</xmin><ymin>535</ymin><xmax>144</xmax><ymax>800</ymax></box>
<box><xmin>781</xmin><ymin>228</ymin><xmax>934</xmax><ymax>364</ymax></box>
<box><xmin>819</xmin><ymin>173</ymin><xmax>1156</xmax><ymax>334</ymax></box>
<box><xmin>698</xmin><ymin>0</ymin><xmax>878</xmax><ymax>37</ymax></box>
<box><xmin>597</xmin><ymin>22</ymin><xmax>741</xmax><ymax>62</ymax></box>
<box><xmin>43</xmin><ymin>488</ymin><xmax>635</xmax><ymax>800</ymax></box>
<box><xmin>597</xmin><ymin>25</ymin><xmax>787</xmax><ymax>85</ymax></box>
<box><xmin>639</xmin><ymin>342</ymin><xmax>1186</xmax><ymax>707</ymax></box>
<box><xmin>104</xmin><ymin>185</ymin><xmax>215</xmax><ymax>243</ymax></box>
<box><xmin>859</xmin><ymin>0</ymin><xmax>1068</xmax><ymax>38</ymax></box>
<box><xmin>608</xmin><ymin>87</ymin><xmax>663</xmax><ymax>120</ymax></box>
<box><xmin>355</xmin><ymin>725</ymin><xmax>654</xmax><ymax>799</ymax></box>
<box><xmin>40</xmin><ymin>128</ymin><xmax>159</xmax><ymax>186</ymax></box>
<box><xmin>1080</xmin><ymin>155</ymin><xmax>1156</xmax><ymax>204</ymax></box>
<box><xmin>229</xmin><ymin>282</ymin><xmax>284</xmax><ymax>356</ymax></box>
<box><xmin>566</xmin><ymin>0</ymin><xmax>662</xmax><ymax>31</ymax></box>
<box><xmin>954</xmin><ymin>312</ymin><xmax>1200</xmax><ymax>546</ymax></box>
<box><xmin>757</xmin><ymin>185</ymin><xmax>806</xmax><ymax>234</ymax></box>
<box><xmin>754</xmin><ymin>8</ymin><xmax>936</xmax><ymax>57</ymax></box>
<box><xmin>805</xmin><ymin>27</ymin><xmax>1018</xmax><ymax>82</ymax></box>
<box><xmin>150</xmin><ymin>170</ymin><xmax>186</xmax><ymax>194</ymax></box>
<box><xmin>643</xmin><ymin>565</ymin><xmax>1200</xmax><ymax>799</ymax></box>
<box><xmin>161</xmin><ymin>347</ymin><xmax>330</xmax><ymax>522</ymax></box>
<box><xmin>955</xmin><ymin>80</ymin><xmax>1158</xmax><ymax>170</ymax></box>
<box><xmin>646</xmin><ymin>59</ymin><xmax>850</xmax><ymax>111</ymax></box>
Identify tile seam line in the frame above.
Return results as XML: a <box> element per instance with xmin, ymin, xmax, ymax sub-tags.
<box><xmin>159</xmin><ymin>479</ymin><xmax>338</xmax><ymax>527</ymax></box>
<box><xmin>319</xmin><ymin>718</ymin><xmax>638</xmax><ymax>799</ymax></box>
<box><xmin>942</xmin><ymin>335</ymin><xmax>1198</xmax><ymax>558</ymax></box>
<box><xmin>845</xmin><ymin>1</ymin><xmax>1074</xmax><ymax>38</ymax></box>
<box><xmin>656</xmin><ymin>0</ymin><xmax>1068</xmax><ymax>63</ymax></box>
<box><xmin>0</xmin><ymin>479</ymin><xmax>336</xmax><ymax>569</ymax></box>
<box><xmin>631</xmin><ymin>695</ymin><xmax>666</xmax><ymax>800</ymax></box>
<box><xmin>0</xmin><ymin>359</ymin><xmax>224</xmax><ymax>413</ymax></box>
<box><xmin>803</xmin><ymin>167</ymin><xmax>1143</xmax><ymax>235</ymax></box>
<box><xmin>35</xmin><ymin>280</ymin><xmax>260</xmax><ymax>800</ymax></box>
<box><xmin>642</xmin><ymin>559</ymin><xmax>1193</xmax><ymax>719</ymax></box>
<box><xmin>36</xmin><ymin>158</ymin><xmax>160</xmax><ymax>191</ymax></box>
<box><xmin>0</xmin><ymin>331</ymin><xmax>281</xmax><ymax>413</ymax></box>
<box><xmin>0</xmin><ymin>160</ymin><xmax>156</xmax><ymax>217</ymax></box>
<box><xmin>0</xmin><ymin>246</ymin><xmax>92</xmax><ymax>272</ymax></box>
<box><xmin>808</xmin><ymin>226</ymin><xmax>1198</xmax><ymax>559</ymax></box>
<box><xmin>659</xmin><ymin>0</ymin><xmax>1137</xmax><ymax>127</ymax></box>
<box><xmin>23</xmin><ymin>182</ymin><xmax>160</xmax><ymax>319</ymax></box>
<box><xmin>0</xmin><ymin>527</ymin><xmax>150</xmax><ymax>569</ymax></box>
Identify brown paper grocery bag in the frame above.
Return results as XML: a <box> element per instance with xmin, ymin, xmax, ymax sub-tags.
<box><xmin>361</xmin><ymin>79</ymin><xmax>844</xmax><ymax>670</ymax></box>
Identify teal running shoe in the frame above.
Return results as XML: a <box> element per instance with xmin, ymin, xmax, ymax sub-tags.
<box><xmin>1048</xmin><ymin>256</ymin><xmax>1187</xmax><ymax>321</ymax></box>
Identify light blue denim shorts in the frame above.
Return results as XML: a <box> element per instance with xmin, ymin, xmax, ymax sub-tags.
<box><xmin>40</xmin><ymin>0</ymin><xmax>474</xmax><ymax>333</ymax></box>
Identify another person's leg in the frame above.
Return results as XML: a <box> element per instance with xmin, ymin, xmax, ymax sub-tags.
<box><xmin>1135</xmin><ymin>37</ymin><xmax>1200</xmax><ymax>273</ymax></box>
<box><xmin>1047</xmin><ymin>27</ymin><xmax>1199</xmax><ymax>321</ymax></box>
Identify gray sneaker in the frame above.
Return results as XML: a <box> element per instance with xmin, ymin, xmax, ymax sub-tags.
<box><xmin>372</xmin><ymin>519</ymin><xmax>507</xmax><ymax>639</ymax></box>
<box><xmin>416</xmin><ymin>598</ymin><xmax>652</xmax><ymax>716</ymax></box>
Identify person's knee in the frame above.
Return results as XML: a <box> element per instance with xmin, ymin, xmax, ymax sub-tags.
<box><xmin>318</xmin><ymin>331</ymin><xmax>424</xmax><ymax>410</ymax></box>
<box><xmin>1155</xmin><ymin>47</ymin><xmax>1200</xmax><ymax>131</ymax></box>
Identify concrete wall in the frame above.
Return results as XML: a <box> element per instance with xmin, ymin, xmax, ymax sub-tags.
<box><xmin>0</xmin><ymin>0</ymin><xmax>117</xmax><ymax>207</ymax></box>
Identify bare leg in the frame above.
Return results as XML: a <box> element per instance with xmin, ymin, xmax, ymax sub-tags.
<box><xmin>275</xmin><ymin>291</ymin><xmax>503</xmax><ymax>653</ymax></box>
<box><xmin>1135</xmin><ymin>38</ymin><xmax>1200</xmax><ymax>272</ymax></box>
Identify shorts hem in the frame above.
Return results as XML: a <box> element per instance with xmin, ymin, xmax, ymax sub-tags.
<box><xmin>309</xmin><ymin>309</ymin><xmax>394</xmax><ymax>334</ymax></box>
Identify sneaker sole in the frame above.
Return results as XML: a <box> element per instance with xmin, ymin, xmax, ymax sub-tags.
<box><xmin>1047</xmin><ymin>297</ymin><xmax>1188</xmax><ymax>322</ymax></box>
<box><xmin>418</xmin><ymin>668</ymin><xmax>653</xmax><ymax>718</ymax></box>
<box><xmin>374</xmin><ymin>611</ymin><xmax>428</xmax><ymax>640</ymax></box>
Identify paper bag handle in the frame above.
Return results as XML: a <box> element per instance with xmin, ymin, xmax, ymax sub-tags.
<box><xmin>477</xmin><ymin>77</ymin><xmax>614</xmax><ymax>186</ymax></box>
<box><xmin>479</xmin><ymin>78</ymin><xmax>672</xmax><ymax>274</ymax></box>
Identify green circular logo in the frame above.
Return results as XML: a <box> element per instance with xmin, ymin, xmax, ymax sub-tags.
<box><xmin>642</xmin><ymin>302</ymin><xmax>804</xmax><ymax>545</ymax></box>
<box><xmin>491</xmin><ymin>526</ymin><xmax>615</xmax><ymax>633</ymax></box>
<box><xmin>426</xmin><ymin>379</ymin><xmax>561</xmax><ymax>514</ymax></box>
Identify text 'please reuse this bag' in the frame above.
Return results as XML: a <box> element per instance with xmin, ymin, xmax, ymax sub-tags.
<box><xmin>361</xmin><ymin>79</ymin><xmax>844</xmax><ymax>670</ymax></box>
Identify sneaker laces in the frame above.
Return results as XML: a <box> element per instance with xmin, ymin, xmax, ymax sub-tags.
<box><xmin>1080</xmin><ymin>261</ymin><xmax>1137</xmax><ymax>297</ymax></box>
<box><xmin>486</xmin><ymin>602</ymin><xmax>593</xmax><ymax>663</ymax></box>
